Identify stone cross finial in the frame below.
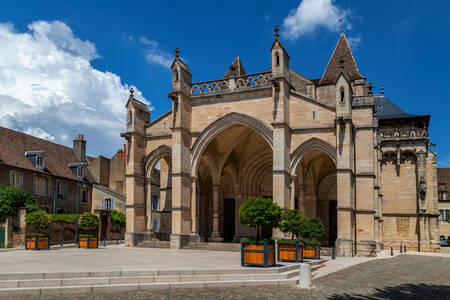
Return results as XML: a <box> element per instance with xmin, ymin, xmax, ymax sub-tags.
<box><xmin>130</xmin><ymin>86</ymin><xmax>134</xmax><ymax>97</ymax></box>
<box><xmin>338</xmin><ymin>18</ymin><xmax>344</xmax><ymax>33</ymax></box>
<box><xmin>381</xmin><ymin>86</ymin><xmax>385</xmax><ymax>95</ymax></box>
<box><xmin>175</xmin><ymin>48</ymin><xmax>180</xmax><ymax>59</ymax></box>
<box><xmin>274</xmin><ymin>25</ymin><xmax>280</xmax><ymax>39</ymax></box>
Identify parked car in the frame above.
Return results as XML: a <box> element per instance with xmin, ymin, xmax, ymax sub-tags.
<box><xmin>440</xmin><ymin>236</ymin><xmax>448</xmax><ymax>246</ymax></box>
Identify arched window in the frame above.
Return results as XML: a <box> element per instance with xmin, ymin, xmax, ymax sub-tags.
<box><xmin>340</xmin><ymin>87</ymin><xmax>345</xmax><ymax>102</ymax></box>
<box><xmin>275</xmin><ymin>52</ymin><xmax>280</xmax><ymax>66</ymax></box>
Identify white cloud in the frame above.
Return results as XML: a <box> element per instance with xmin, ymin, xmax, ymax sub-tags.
<box><xmin>0</xmin><ymin>20</ymin><xmax>149</xmax><ymax>157</ymax></box>
<box><xmin>282</xmin><ymin>0</ymin><xmax>349</xmax><ymax>40</ymax></box>
<box><xmin>347</xmin><ymin>35</ymin><xmax>361</xmax><ymax>49</ymax></box>
<box><xmin>139</xmin><ymin>36</ymin><xmax>173</xmax><ymax>69</ymax></box>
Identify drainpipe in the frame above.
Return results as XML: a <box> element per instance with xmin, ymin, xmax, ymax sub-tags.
<box><xmin>353</xmin><ymin>126</ymin><xmax>357</xmax><ymax>256</ymax></box>
<box><xmin>52</xmin><ymin>177</ymin><xmax>57</xmax><ymax>214</ymax></box>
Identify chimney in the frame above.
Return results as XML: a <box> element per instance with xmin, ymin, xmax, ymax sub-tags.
<box><xmin>73</xmin><ymin>134</ymin><xmax>86</xmax><ymax>162</ymax></box>
<box><xmin>116</xmin><ymin>144</ymin><xmax>127</xmax><ymax>164</ymax></box>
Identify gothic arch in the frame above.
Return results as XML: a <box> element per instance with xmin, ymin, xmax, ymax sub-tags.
<box><xmin>290</xmin><ymin>138</ymin><xmax>337</xmax><ymax>175</ymax></box>
<box><xmin>191</xmin><ymin>112</ymin><xmax>273</xmax><ymax>177</ymax></box>
<box><xmin>143</xmin><ymin>144</ymin><xmax>172</xmax><ymax>177</ymax></box>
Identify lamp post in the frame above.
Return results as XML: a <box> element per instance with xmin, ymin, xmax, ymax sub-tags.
<box><xmin>75</xmin><ymin>181</ymin><xmax>86</xmax><ymax>246</ymax></box>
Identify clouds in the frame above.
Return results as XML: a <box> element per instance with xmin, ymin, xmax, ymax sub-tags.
<box><xmin>139</xmin><ymin>37</ymin><xmax>173</xmax><ymax>69</ymax></box>
<box><xmin>0</xmin><ymin>20</ymin><xmax>149</xmax><ymax>157</ymax></box>
<box><xmin>282</xmin><ymin>0</ymin><xmax>349</xmax><ymax>40</ymax></box>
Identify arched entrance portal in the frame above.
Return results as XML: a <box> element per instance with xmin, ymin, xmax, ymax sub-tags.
<box><xmin>293</xmin><ymin>145</ymin><xmax>337</xmax><ymax>247</ymax></box>
<box><xmin>144</xmin><ymin>146</ymin><xmax>172</xmax><ymax>241</ymax></box>
<box><xmin>194</xmin><ymin>123</ymin><xmax>273</xmax><ymax>242</ymax></box>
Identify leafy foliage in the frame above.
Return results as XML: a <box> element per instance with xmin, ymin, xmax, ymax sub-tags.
<box><xmin>50</xmin><ymin>214</ymin><xmax>77</xmax><ymax>223</ymax></box>
<box><xmin>240</xmin><ymin>237</ymin><xmax>275</xmax><ymax>244</ymax></box>
<box><xmin>110</xmin><ymin>210</ymin><xmax>126</xmax><ymax>227</ymax></box>
<box><xmin>79</xmin><ymin>234</ymin><xmax>97</xmax><ymax>238</ymax></box>
<box><xmin>25</xmin><ymin>210</ymin><xmax>51</xmax><ymax>232</ymax></box>
<box><xmin>0</xmin><ymin>186</ymin><xmax>39</xmax><ymax>221</ymax></box>
<box><xmin>279</xmin><ymin>209</ymin><xmax>303</xmax><ymax>239</ymax></box>
<box><xmin>25</xmin><ymin>233</ymin><xmax>47</xmax><ymax>237</ymax></box>
<box><xmin>79</xmin><ymin>213</ymin><xmax>101</xmax><ymax>230</ymax></box>
<box><xmin>238</xmin><ymin>197</ymin><xmax>282</xmax><ymax>239</ymax></box>
<box><xmin>298</xmin><ymin>217</ymin><xmax>325</xmax><ymax>241</ymax></box>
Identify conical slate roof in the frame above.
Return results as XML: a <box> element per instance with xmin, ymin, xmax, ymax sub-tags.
<box><xmin>319</xmin><ymin>33</ymin><xmax>364</xmax><ymax>85</ymax></box>
<box><xmin>223</xmin><ymin>56</ymin><xmax>246</xmax><ymax>78</ymax></box>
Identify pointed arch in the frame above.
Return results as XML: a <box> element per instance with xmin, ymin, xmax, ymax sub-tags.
<box><xmin>190</xmin><ymin>112</ymin><xmax>273</xmax><ymax>177</ymax></box>
<box><xmin>290</xmin><ymin>138</ymin><xmax>336</xmax><ymax>175</ymax></box>
<box><xmin>143</xmin><ymin>144</ymin><xmax>172</xmax><ymax>177</ymax></box>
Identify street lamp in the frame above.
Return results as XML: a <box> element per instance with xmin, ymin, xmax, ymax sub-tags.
<box><xmin>68</xmin><ymin>162</ymin><xmax>87</xmax><ymax>246</ymax></box>
<box><xmin>75</xmin><ymin>181</ymin><xmax>87</xmax><ymax>246</ymax></box>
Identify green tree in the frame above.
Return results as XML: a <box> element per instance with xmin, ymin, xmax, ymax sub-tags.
<box><xmin>238</xmin><ymin>197</ymin><xmax>282</xmax><ymax>240</ymax></box>
<box><xmin>25</xmin><ymin>210</ymin><xmax>51</xmax><ymax>233</ymax></box>
<box><xmin>79</xmin><ymin>213</ymin><xmax>101</xmax><ymax>231</ymax></box>
<box><xmin>110</xmin><ymin>210</ymin><xmax>126</xmax><ymax>227</ymax></box>
<box><xmin>298</xmin><ymin>217</ymin><xmax>325</xmax><ymax>243</ymax></box>
<box><xmin>279</xmin><ymin>209</ymin><xmax>303</xmax><ymax>240</ymax></box>
<box><xmin>0</xmin><ymin>186</ymin><xmax>38</xmax><ymax>222</ymax></box>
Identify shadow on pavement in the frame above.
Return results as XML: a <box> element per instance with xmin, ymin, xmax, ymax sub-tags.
<box><xmin>328</xmin><ymin>283</ymin><xmax>450</xmax><ymax>300</ymax></box>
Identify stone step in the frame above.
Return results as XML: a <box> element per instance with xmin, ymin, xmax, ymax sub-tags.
<box><xmin>0</xmin><ymin>271</ymin><xmax>300</xmax><ymax>289</ymax></box>
<box><xmin>136</xmin><ymin>240</ymin><xmax>170</xmax><ymax>248</ymax></box>
<box><xmin>0</xmin><ymin>278</ymin><xmax>298</xmax><ymax>296</ymax></box>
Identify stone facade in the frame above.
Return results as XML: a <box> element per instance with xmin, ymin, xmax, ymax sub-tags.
<box><xmin>437</xmin><ymin>168</ymin><xmax>450</xmax><ymax>240</ymax></box>
<box><xmin>122</xmin><ymin>31</ymin><xmax>440</xmax><ymax>255</ymax></box>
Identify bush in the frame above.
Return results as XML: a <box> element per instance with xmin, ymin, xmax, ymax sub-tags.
<box><xmin>110</xmin><ymin>210</ymin><xmax>126</xmax><ymax>227</ymax></box>
<box><xmin>25</xmin><ymin>210</ymin><xmax>51</xmax><ymax>233</ymax></box>
<box><xmin>238</xmin><ymin>197</ymin><xmax>282</xmax><ymax>240</ymax></box>
<box><xmin>0</xmin><ymin>186</ymin><xmax>38</xmax><ymax>221</ymax></box>
<box><xmin>298</xmin><ymin>217</ymin><xmax>325</xmax><ymax>243</ymax></box>
<box><xmin>279</xmin><ymin>209</ymin><xmax>303</xmax><ymax>240</ymax></box>
<box><xmin>50</xmin><ymin>214</ymin><xmax>77</xmax><ymax>223</ymax></box>
<box><xmin>79</xmin><ymin>213</ymin><xmax>101</xmax><ymax>230</ymax></box>
<box><xmin>79</xmin><ymin>234</ymin><xmax>97</xmax><ymax>238</ymax></box>
<box><xmin>240</xmin><ymin>237</ymin><xmax>275</xmax><ymax>245</ymax></box>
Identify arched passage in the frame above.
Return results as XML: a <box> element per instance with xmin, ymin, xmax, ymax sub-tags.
<box><xmin>292</xmin><ymin>138</ymin><xmax>337</xmax><ymax>246</ymax></box>
<box><xmin>144</xmin><ymin>145</ymin><xmax>172</xmax><ymax>240</ymax></box>
<box><xmin>193</xmin><ymin>114</ymin><xmax>273</xmax><ymax>242</ymax></box>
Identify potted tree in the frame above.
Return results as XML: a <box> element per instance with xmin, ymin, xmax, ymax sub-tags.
<box><xmin>238</xmin><ymin>197</ymin><xmax>281</xmax><ymax>267</ymax></box>
<box><xmin>278</xmin><ymin>209</ymin><xmax>303</xmax><ymax>262</ymax></box>
<box><xmin>78</xmin><ymin>213</ymin><xmax>100</xmax><ymax>248</ymax></box>
<box><xmin>25</xmin><ymin>210</ymin><xmax>51</xmax><ymax>250</ymax></box>
<box><xmin>299</xmin><ymin>217</ymin><xmax>325</xmax><ymax>259</ymax></box>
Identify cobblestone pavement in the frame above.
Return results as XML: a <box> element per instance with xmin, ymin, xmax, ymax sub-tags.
<box><xmin>20</xmin><ymin>255</ymin><xmax>450</xmax><ymax>300</ymax></box>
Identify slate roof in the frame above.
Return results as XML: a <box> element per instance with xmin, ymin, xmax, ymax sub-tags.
<box><xmin>319</xmin><ymin>33</ymin><xmax>364</xmax><ymax>85</ymax></box>
<box><xmin>0</xmin><ymin>126</ymin><xmax>95</xmax><ymax>182</ymax></box>
<box><xmin>374</xmin><ymin>95</ymin><xmax>429</xmax><ymax>122</ymax></box>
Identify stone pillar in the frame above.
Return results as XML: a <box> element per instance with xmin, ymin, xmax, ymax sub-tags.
<box><xmin>210</xmin><ymin>184</ymin><xmax>223</xmax><ymax>242</ymax></box>
<box><xmin>146</xmin><ymin>179</ymin><xmax>153</xmax><ymax>232</ymax></box>
<box><xmin>169</xmin><ymin>49</ymin><xmax>193</xmax><ymax>249</ymax></box>
<box><xmin>122</xmin><ymin>88</ymin><xmax>150</xmax><ymax>247</ymax></box>
<box><xmin>271</xmin><ymin>29</ymin><xmax>291</xmax><ymax>236</ymax></box>
<box><xmin>335</xmin><ymin>73</ymin><xmax>355</xmax><ymax>257</ymax></box>
<box><xmin>298</xmin><ymin>185</ymin><xmax>307</xmax><ymax>214</ymax></box>
<box><xmin>290</xmin><ymin>176</ymin><xmax>296</xmax><ymax>211</ymax></box>
<box><xmin>191</xmin><ymin>177</ymin><xmax>199</xmax><ymax>237</ymax></box>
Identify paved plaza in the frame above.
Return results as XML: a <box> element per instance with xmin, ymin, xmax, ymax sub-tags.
<box><xmin>8</xmin><ymin>254</ymin><xmax>448</xmax><ymax>300</ymax></box>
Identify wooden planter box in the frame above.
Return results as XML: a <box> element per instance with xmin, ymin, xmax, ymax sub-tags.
<box><xmin>278</xmin><ymin>241</ymin><xmax>303</xmax><ymax>262</ymax></box>
<box><xmin>25</xmin><ymin>235</ymin><xmax>49</xmax><ymax>250</ymax></box>
<box><xmin>78</xmin><ymin>236</ymin><xmax>98</xmax><ymax>249</ymax></box>
<box><xmin>241</xmin><ymin>240</ymin><xmax>275</xmax><ymax>267</ymax></box>
<box><xmin>303</xmin><ymin>244</ymin><xmax>320</xmax><ymax>259</ymax></box>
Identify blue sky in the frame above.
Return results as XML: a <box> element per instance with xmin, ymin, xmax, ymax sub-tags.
<box><xmin>0</xmin><ymin>0</ymin><xmax>449</xmax><ymax>166</ymax></box>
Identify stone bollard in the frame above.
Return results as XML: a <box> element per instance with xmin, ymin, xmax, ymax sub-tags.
<box><xmin>331</xmin><ymin>247</ymin><xmax>336</xmax><ymax>260</ymax></box>
<box><xmin>404</xmin><ymin>244</ymin><xmax>406</xmax><ymax>253</ymax></box>
<box><xmin>400</xmin><ymin>245</ymin><xmax>403</xmax><ymax>254</ymax></box>
<box><xmin>390</xmin><ymin>247</ymin><xmax>393</xmax><ymax>256</ymax></box>
<box><xmin>298</xmin><ymin>263</ymin><xmax>312</xmax><ymax>288</ymax></box>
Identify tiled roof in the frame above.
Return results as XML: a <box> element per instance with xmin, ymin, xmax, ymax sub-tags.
<box><xmin>223</xmin><ymin>56</ymin><xmax>246</xmax><ymax>78</ymax></box>
<box><xmin>319</xmin><ymin>33</ymin><xmax>364</xmax><ymax>85</ymax></box>
<box><xmin>0</xmin><ymin>126</ymin><xmax>95</xmax><ymax>182</ymax></box>
<box><xmin>438</xmin><ymin>168</ymin><xmax>450</xmax><ymax>191</ymax></box>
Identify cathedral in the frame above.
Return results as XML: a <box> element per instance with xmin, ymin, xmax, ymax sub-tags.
<box><xmin>122</xmin><ymin>28</ymin><xmax>440</xmax><ymax>256</ymax></box>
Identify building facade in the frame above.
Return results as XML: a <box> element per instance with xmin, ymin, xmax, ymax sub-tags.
<box><xmin>437</xmin><ymin>168</ymin><xmax>450</xmax><ymax>240</ymax></box>
<box><xmin>0</xmin><ymin>128</ymin><xmax>94</xmax><ymax>214</ymax></box>
<box><xmin>123</xmin><ymin>30</ymin><xmax>440</xmax><ymax>255</ymax></box>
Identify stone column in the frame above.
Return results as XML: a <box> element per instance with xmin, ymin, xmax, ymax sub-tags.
<box><xmin>298</xmin><ymin>184</ymin><xmax>307</xmax><ymax>214</ymax></box>
<box><xmin>190</xmin><ymin>177</ymin><xmax>199</xmax><ymax>237</ymax></box>
<box><xmin>290</xmin><ymin>176</ymin><xmax>296</xmax><ymax>211</ymax></box>
<box><xmin>210</xmin><ymin>184</ymin><xmax>223</xmax><ymax>242</ymax></box>
<box><xmin>146</xmin><ymin>179</ymin><xmax>153</xmax><ymax>232</ymax></box>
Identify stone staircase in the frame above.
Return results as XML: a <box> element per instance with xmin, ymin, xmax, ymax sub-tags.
<box><xmin>0</xmin><ymin>263</ymin><xmax>312</xmax><ymax>297</ymax></box>
<box><xmin>136</xmin><ymin>240</ymin><xmax>170</xmax><ymax>248</ymax></box>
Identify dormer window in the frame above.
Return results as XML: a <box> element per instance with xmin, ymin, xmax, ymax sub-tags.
<box><xmin>25</xmin><ymin>151</ymin><xmax>46</xmax><ymax>170</ymax></box>
<box><xmin>77</xmin><ymin>167</ymin><xmax>84</xmax><ymax>179</ymax></box>
<box><xmin>275</xmin><ymin>52</ymin><xmax>280</xmax><ymax>66</ymax></box>
<box><xmin>68</xmin><ymin>162</ymin><xmax>87</xmax><ymax>179</ymax></box>
<box><xmin>340</xmin><ymin>87</ymin><xmax>345</xmax><ymax>102</ymax></box>
<box><xmin>127</xmin><ymin>110</ymin><xmax>133</xmax><ymax>125</ymax></box>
